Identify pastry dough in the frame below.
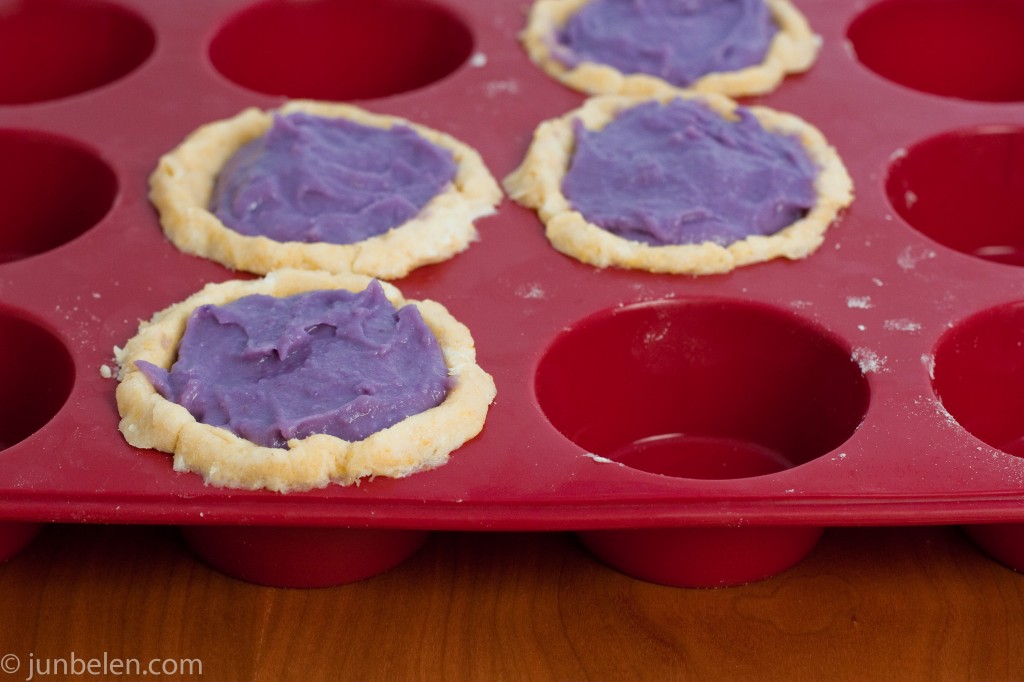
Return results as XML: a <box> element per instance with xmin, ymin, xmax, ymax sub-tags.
<box><xmin>115</xmin><ymin>269</ymin><xmax>497</xmax><ymax>493</ymax></box>
<box><xmin>150</xmin><ymin>100</ymin><xmax>503</xmax><ymax>280</ymax></box>
<box><xmin>520</xmin><ymin>0</ymin><xmax>819</xmax><ymax>98</ymax></box>
<box><xmin>504</xmin><ymin>92</ymin><xmax>853</xmax><ymax>275</ymax></box>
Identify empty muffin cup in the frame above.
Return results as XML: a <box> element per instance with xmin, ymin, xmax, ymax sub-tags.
<box><xmin>932</xmin><ymin>302</ymin><xmax>1024</xmax><ymax>456</ymax></box>
<box><xmin>536</xmin><ymin>298</ymin><xmax>870</xmax><ymax>586</ymax></box>
<box><xmin>0</xmin><ymin>130</ymin><xmax>118</xmax><ymax>264</ymax></box>
<box><xmin>887</xmin><ymin>127</ymin><xmax>1024</xmax><ymax>266</ymax></box>
<box><xmin>180</xmin><ymin>525</ymin><xmax>430</xmax><ymax>588</ymax></box>
<box><xmin>0</xmin><ymin>307</ymin><xmax>75</xmax><ymax>452</ymax></box>
<box><xmin>0</xmin><ymin>0</ymin><xmax>154</xmax><ymax>104</ymax></box>
<box><xmin>536</xmin><ymin>298</ymin><xmax>870</xmax><ymax>476</ymax></box>
<box><xmin>848</xmin><ymin>0</ymin><xmax>1024</xmax><ymax>102</ymax></box>
<box><xmin>209</xmin><ymin>0</ymin><xmax>474</xmax><ymax>100</ymax></box>
<box><xmin>933</xmin><ymin>302</ymin><xmax>1024</xmax><ymax>574</ymax></box>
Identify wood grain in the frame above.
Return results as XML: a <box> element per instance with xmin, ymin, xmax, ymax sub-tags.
<box><xmin>0</xmin><ymin>525</ymin><xmax>1022</xmax><ymax>681</ymax></box>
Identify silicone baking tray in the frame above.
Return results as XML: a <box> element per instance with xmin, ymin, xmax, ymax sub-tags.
<box><xmin>4</xmin><ymin>0</ymin><xmax>1024</xmax><ymax>588</ymax></box>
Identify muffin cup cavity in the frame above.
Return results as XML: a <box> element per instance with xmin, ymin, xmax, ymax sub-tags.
<box><xmin>577</xmin><ymin>525</ymin><xmax>824</xmax><ymax>588</ymax></box>
<box><xmin>179</xmin><ymin>525</ymin><xmax>430</xmax><ymax>588</ymax></box>
<box><xmin>0</xmin><ymin>130</ymin><xmax>118</xmax><ymax>264</ymax></box>
<box><xmin>209</xmin><ymin>0</ymin><xmax>474</xmax><ymax>100</ymax></box>
<box><xmin>606</xmin><ymin>435</ymin><xmax>802</xmax><ymax>480</ymax></box>
<box><xmin>0</xmin><ymin>522</ymin><xmax>42</xmax><ymax>563</ymax></box>
<box><xmin>932</xmin><ymin>303</ymin><xmax>1024</xmax><ymax>456</ymax></box>
<box><xmin>886</xmin><ymin>127</ymin><xmax>1024</xmax><ymax>267</ymax></box>
<box><xmin>0</xmin><ymin>0</ymin><xmax>153</xmax><ymax>105</ymax></box>
<box><xmin>534</xmin><ymin>299</ymin><xmax>870</xmax><ymax>480</ymax></box>
<box><xmin>847</xmin><ymin>0</ymin><xmax>1024</xmax><ymax>102</ymax></box>
<box><xmin>963</xmin><ymin>524</ymin><xmax>1024</xmax><ymax>575</ymax></box>
<box><xmin>0</xmin><ymin>308</ymin><xmax>74</xmax><ymax>452</ymax></box>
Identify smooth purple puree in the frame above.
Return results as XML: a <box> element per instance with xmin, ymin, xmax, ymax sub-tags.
<box><xmin>553</xmin><ymin>0</ymin><xmax>777</xmax><ymax>87</ymax></box>
<box><xmin>210</xmin><ymin>112</ymin><xmax>457</xmax><ymax>244</ymax></box>
<box><xmin>562</xmin><ymin>98</ymin><xmax>818</xmax><ymax>246</ymax></box>
<box><xmin>136</xmin><ymin>281</ymin><xmax>452</xmax><ymax>449</ymax></box>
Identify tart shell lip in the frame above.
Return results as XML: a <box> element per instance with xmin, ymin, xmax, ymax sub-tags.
<box><xmin>148</xmin><ymin>100</ymin><xmax>503</xmax><ymax>280</ymax></box>
<box><xmin>114</xmin><ymin>269</ymin><xmax>497</xmax><ymax>494</ymax></box>
<box><xmin>519</xmin><ymin>0</ymin><xmax>821</xmax><ymax>98</ymax></box>
<box><xmin>503</xmin><ymin>92</ymin><xmax>854</xmax><ymax>275</ymax></box>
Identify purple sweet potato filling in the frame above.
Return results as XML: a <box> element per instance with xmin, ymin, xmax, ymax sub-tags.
<box><xmin>552</xmin><ymin>0</ymin><xmax>777</xmax><ymax>87</ymax></box>
<box><xmin>210</xmin><ymin>112</ymin><xmax>457</xmax><ymax>245</ymax></box>
<box><xmin>562</xmin><ymin>98</ymin><xmax>818</xmax><ymax>246</ymax></box>
<box><xmin>137</xmin><ymin>281</ymin><xmax>452</xmax><ymax>448</ymax></box>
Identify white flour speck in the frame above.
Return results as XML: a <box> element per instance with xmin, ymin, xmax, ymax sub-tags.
<box><xmin>934</xmin><ymin>399</ymin><xmax>960</xmax><ymax>428</ymax></box>
<box><xmin>897</xmin><ymin>245</ymin><xmax>937</xmax><ymax>271</ymax></box>
<box><xmin>516</xmin><ymin>282</ymin><xmax>546</xmax><ymax>300</ymax></box>
<box><xmin>484</xmin><ymin>79</ymin><xmax>519</xmax><ymax>97</ymax></box>
<box><xmin>884</xmin><ymin>318</ymin><xmax>922</xmax><ymax>333</ymax></box>
<box><xmin>921</xmin><ymin>353</ymin><xmax>936</xmax><ymax>380</ymax></box>
<box><xmin>847</xmin><ymin>295</ymin><xmax>873</xmax><ymax>309</ymax></box>
<box><xmin>852</xmin><ymin>347</ymin><xmax>887</xmax><ymax>374</ymax></box>
<box><xmin>583</xmin><ymin>452</ymin><xmax>620</xmax><ymax>465</ymax></box>
<box><xmin>643</xmin><ymin>327</ymin><xmax>669</xmax><ymax>345</ymax></box>
<box><xmin>469</xmin><ymin>52</ymin><xmax>487</xmax><ymax>67</ymax></box>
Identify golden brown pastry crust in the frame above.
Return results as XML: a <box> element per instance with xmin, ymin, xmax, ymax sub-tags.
<box><xmin>115</xmin><ymin>269</ymin><xmax>497</xmax><ymax>493</ymax></box>
<box><xmin>503</xmin><ymin>92</ymin><xmax>853</xmax><ymax>275</ymax></box>
<box><xmin>149</xmin><ymin>100</ymin><xmax>503</xmax><ymax>280</ymax></box>
<box><xmin>520</xmin><ymin>0</ymin><xmax>820</xmax><ymax>98</ymax></box>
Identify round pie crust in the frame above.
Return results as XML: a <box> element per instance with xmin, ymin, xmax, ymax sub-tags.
<box><xmin>520</xmin><ymin>0</ymin><xmax>820</xmax><ymax>98</ymax></box>
<box><xmin>149</xmin><ymin>100</ymin><xmax>503</xmax><ymax>280</ymax></box>
<box><xmin>115</xmin><ymin>269</ymin><xmax>497</xmax><ymax>493</ymax></box>
<box><xmin>503</xmin><ymin>92</ymin><xmax>854</xmax><ymax>275</ymax></box>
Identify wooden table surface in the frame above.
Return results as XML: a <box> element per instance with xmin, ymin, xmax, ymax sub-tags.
<box><xmin>0</xmin><ymin>523</ymin><xmax>1022</xmax><ymax>681</ymax></box>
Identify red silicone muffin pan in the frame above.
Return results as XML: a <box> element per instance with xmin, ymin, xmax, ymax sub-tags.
<box><xmin>4</xmin><ymin>0</ymin><xmax>1024</xmax><ymax>588</ymax></box>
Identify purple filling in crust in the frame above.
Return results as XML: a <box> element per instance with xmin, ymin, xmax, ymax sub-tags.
<box><xmin>210</xmin><ymin>112</ymin><xmax>457</xmax><ymax>245</ymax></box>
<box><xmin>137</xmin><ymin>281</ymin><xmax>452</xmax><ymax>449</ymax></box>
<box><xmin>553</xmin><ymin>0</ymin><xmax>777</xmax><ymax>87</ymax></box>
<box><xmin>562</xmin><ymin>98</ymin><xmax>818</xmax><ymax>246</ymax></box>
